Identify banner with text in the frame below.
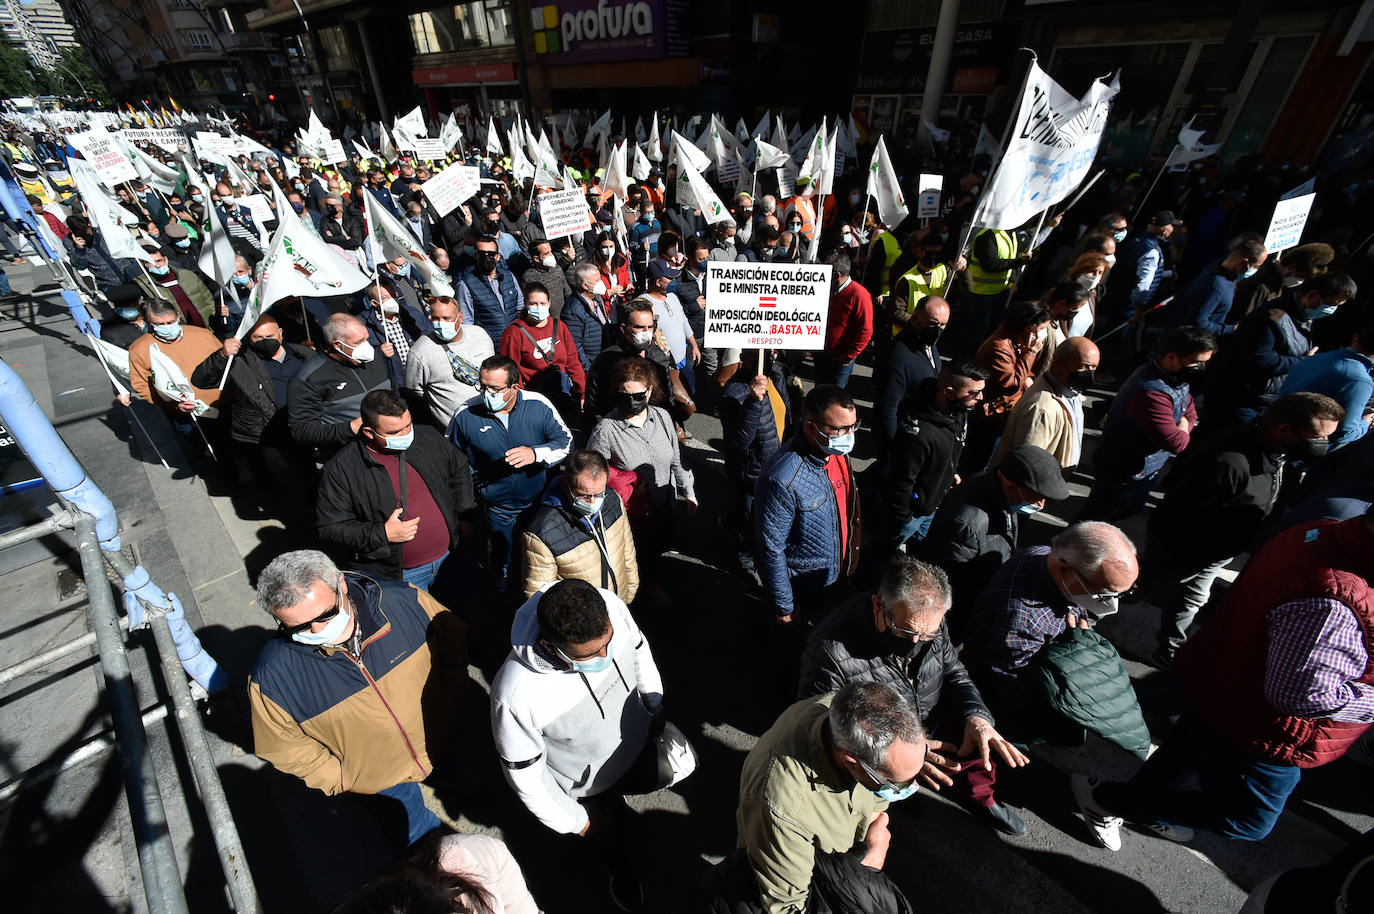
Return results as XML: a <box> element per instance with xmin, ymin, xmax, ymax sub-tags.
<box><xmin>1264</xmin><ymin>193</ymin><xmax>1315</xmax><ymax>253</ymax></box>
<box><xmin>122</xmin><ymin>128</ymin><xmax>186</xmax><ymax>154</ymax></box>
<box><xmin>538</xmin><ymin>188</ymin><xmax>593</xmax><ymax>240</ymax></box>
<box><xmin>704</xmin><ymin>261</ymin><xmax>832</xmax><ymax>350</ymax></box>
<box><xmin>68</xmin><ymin>130</ymin><xmax>139</xmax><ymax>186</ymax></box>
<box><xmin>422</xmin><ymin>164</ymin><xmax>481</xmax><ymax>217</ymax></box>
<box><xmin>917</xmin><ymin>173</ymin><xmax>943</xmax><ymax>219</ymax></box>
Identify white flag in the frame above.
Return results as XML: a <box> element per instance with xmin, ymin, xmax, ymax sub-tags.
<box><xmin>798</xmin><ymin>118</ymin><xmax>829</xmax><ymax>186</ymax></box>
<box><xmin>255</xmin><ymin>208</ymin><xmax>373</xmax><ymax>307</ymax></box>
<box><xmin>486</xmin><ymin>119</ymin><xmax>504</xmax><ymax>156</ymax></box>
<box><xmin>974</xmin><ymin>123</ymin><xmax>1001</xmax><ymax>168</ymax></box>
<box><xmin>923</xmin><ymin>119</ymin><xmax>950</xmax><ymax>145</ymax></box>
<box><xmin>669</xmin><ymin>130</ymin><xmax>711</xmax><ymax>175</ymax></box>
<box><xmin>866</xmin><ymin>136</ymin><xmax>908</xmax><ymax>229</ymax></box>
<box><xmin>395</xmin><ymin>105</ymin><xmax>427</xmax><ymax>139</ymax></box>
<box><xmin>511</xmin><ymin>141</ymin><xmax>535</xmax><ymax>183</ymax></box>
<box><xmin>1163</xmin><ymin>116</ymin><xmax>1221</xmax><ymax>168</ymax></box>
<box><xmin>602</xmin><ymin>140</ymin><xmax>630</xmax><ymax>203</ymax></box>
<box><xmin>583</xmin><ymin>109</ymin><xmax>611</xmax><ymax>148</ymax></box>
<box><xmin>646</xmin><ymin>116</ymin><xmax>662</xmax><ymax>162</ymax></box>
<box><xmin>363</xmin><ymin>191</ymin><xmax>454</xmax><ymax>297</ymax></box>
<box><xmin>753</xmin><ymin>137</ymin><xmax>790</xmax><ymax>172</ymax></box>
<box><xmin>440</xmin><ymin>114</ymin><xmax>464</xmax><ymax>152</ymax></box>
<box><xmin>973</xmin><ymin>62</ymin><xmax>1120</xmax><ymax>230</ymax></box>
<box><xmin>68</xmin><ymin>159</ymin><xmax>154</xmax><ymax>263</ymax></box>
<box><xmin>676</xmin><ymin>156</ymin><xmax>730</xmax><ymax>225</ymax></box>
<box><xmin>148</xmin><ymin>342</ymin><xmax>216</xmax><ymax>417</ymax></box>
<box><xmin>197</xmin><ymin>186</ymin><xmax>239</xmax><ymax>285</ymax></box>
<box><xmin>770</xmin><ymin>116</ymin><xmax>788</xmax><ymax>153</ymax></box>
<box><xmin>631</xmin><ymin>143</ymin><xmax>651</xmax><ymax>182</ymax></box>
<box><xmin>751</xmin><ymin>111</ymin><xmax>771</xmax><ymax>143</ymax></box>
<box><xmin>634</xmin><ymin>117</ymin><xmax>647</xmax><ymax>143</ymax></box>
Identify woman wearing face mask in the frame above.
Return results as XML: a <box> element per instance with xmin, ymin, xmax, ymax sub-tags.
<box><xmin>963</xmin><ymin>301</ymin><xmax>1053</xmax><ymax>476</ymax></box>
<box><xmin>1062</xmin><ymin>252</ymin><xmax>1110</xmax><ymax>333</ymax></box>
<box><xmin>587</xmin><ymin>358</ymin><xmax>697</xmax><ymax>581</ymax></box>
<box><xmin>592</xmin><ymin>238</ymin><xmax>631</xmax><ymax>308</ymax></box>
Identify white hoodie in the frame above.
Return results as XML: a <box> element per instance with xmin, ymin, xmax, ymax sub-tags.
<box><xmin>490</xmin><ymin>582</ymin><xmax>663</xmax><ymax>834</ymax></box>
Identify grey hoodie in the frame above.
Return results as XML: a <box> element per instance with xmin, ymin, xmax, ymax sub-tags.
<box><xmin>490</xmin><ymin>582</ymin><xmax>663</xmax><ymax>834</ymax></box>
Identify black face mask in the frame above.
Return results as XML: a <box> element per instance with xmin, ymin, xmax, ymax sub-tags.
<box><xmin>1067</xmin><ymin>368</ymin><xmax>1095</xmax><ymax>391</ymax></box>
<box><xmin>880</xmin><ymin>631</ymin><xmax>921</xmax><ymax>658</ymax></box>
<box><xmin>915</xmin><ymin>324</ymin><xmax>942</xmax><ymax>348</ymax></box>
<box><xmin>1287</xmin><ymin>437</ymin><xmax>1329</xmax><ymax>460</ymax></box>
<box><xmin>615</xmin><ymin>390</ymin><xmax>649</xmax><ymax>416</ymax></box>
<box><xmin>1175</xmin><ymin>363</ymin><xmax>1206</xmax><ymax>382</ymax></box>
<box><xmin>250</xmin><ymin>338</ymin><xmax>282</xmax><ymax>358</ymax></box>
<box><xmin>476</xmin><ymin>253</ymin><xmax>497</xmax><ymax>272</ymax></box>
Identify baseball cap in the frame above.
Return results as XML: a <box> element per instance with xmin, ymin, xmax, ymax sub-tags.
<box><xmin>1150</xmin><ymin>210</ymin><xmax>1183</xmax><ymax>228</ymax></box>
<box><xmin>107</xmin><ymin>284</ymin><xmax>143</xmax><ymax>307</ymax></box>
<box><xmin>999</xmin><ymin>446</ymin><xmax>1071</xmax><ymax>501</ymax></box>
<box><xmin>648</xmin><ymin>260</ymin><xmax>681</xmax><ymax>281</ymax></box>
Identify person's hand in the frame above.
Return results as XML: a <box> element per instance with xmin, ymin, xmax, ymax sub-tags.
<box><xmin>504</xmin><ymin>445</ymin><xmax>537</xmax><ymax>468</ymax></box>
<box><xmin>379</xmin><ymin>341</ymin><xmax>395</xmax><ymax>359</ymax></box>
<box><xmin>611</xmin><ymin>284</ymin><xmax>626</xmax><ymax>296</ymax></box>
<box><xmin>684</xmin><ymin>496</ymin><xmax>699</xmax><ymax>515</ymax></box>
<box><xmin>952</xmin><ymin>254</ymin><xmax>968</xmax><ymax>271</ymax></box>
<box><xmin>776</xmin><ymin>613</ymin><xmax>797</xmax><ymax>625</ymax></box>
<box><xmin>1049</xmin><ymin>214</ymin><xmax>1063</xmax><ymax>228</ymax></box>
<box><xmin>1306</xmin><ymin>345</ymin><xmax>1319</xmax><ymax>356</ymax></box>
<box><xmin>697</xmin><ymin>295</ymin><xmax>707</xmax><ymax>308</ymax></box>
<box><xmin>350</xmin><ymin>416</ymin><xmax>364</xmax><ymax>434</ymax></box>
<box><xmin>917</xmin><ymin>738</ymin><xmax>962</xmax><ymax>789</ymax></box>
<box><xmin>176</xmin><ymin>398</ymin><xmax>197</xmax><ymax>413</ymax></box>
<box><xmin>116</xmin><ymin>392</ymin><xmax>131</xmax><ymax>407</ymax></box>
<box><xmin>1177</xmin><ymin>417</ymin><xmax>1191</xmax><ymax>433</ymax></box>
<box><xmin>72</xmin><ymin>234</ymin><xmax>86</xmax><ymax>249</ymax></box>
<box><xmin>223</xmin><ymin>337</ymin><xmax>241</xmax><ymax>356</ymax></box>
<box><xmin>957</xmin><ymin>716</ymin><xmax>1030</xmax><ymax>772</ymax></box>
<box><xmin>953</xmin><ymin>473</ymin><xmax>961</xmax><ymax>485</ymax></box>
<box><xmin>690</xmin><ymin>342</ymin><xmax>702</xmax><ymax>364</ymax></box>
<box><xmin>749</xmin><ymin>375</ymin><xmax>769</xmax><ymax>400</ymax></box>
<box><xmin>1065</xmin><ymin>612</ymin><xmax>1092</xmax><ymax>630</ymax></box>
<box><xmin>385</xmin><ymin>507</ymin><xmax>420</xmax><ymax>543</ymax></box>
<box><xmin>860</xmin><ymin>812</ymin><xmax>891</xmax><ymax>870</ymax></box>
<box><xmin>1017</xmin><ymin>250</ymin><xmax>1033</xmax><ymax>262</ymax></box>
<box><xmin>219</xmin><ymin>301</ymin><xmax>229</xmax><ymax>317</ymax></box>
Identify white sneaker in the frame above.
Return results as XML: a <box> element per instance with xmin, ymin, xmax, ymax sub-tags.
<box><xmin>1147</xmin><ymin>822</ymin><xmax>1195</xmax><ymax>843</ymax></box>
<box><xmin>1071</xmin><ymin>773</ymin><xmax>1123</xmax><ymax>852</ymax></box>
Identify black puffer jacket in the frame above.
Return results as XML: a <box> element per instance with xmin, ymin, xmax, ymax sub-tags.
<box><xmin>191</xmin><ymin>343</ymin><xmax>314</xmax><ymax>444</ymax></box>
<box><xmin>797</xmin><ymin>593</ymin><xmax>993</xmax><ymax>726</ymax></box>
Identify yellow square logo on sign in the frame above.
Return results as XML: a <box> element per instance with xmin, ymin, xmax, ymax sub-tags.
<box><xmin>530</xmin><ymin>5</ymin><xmax>561</xmax><ymax>53</ymax></box>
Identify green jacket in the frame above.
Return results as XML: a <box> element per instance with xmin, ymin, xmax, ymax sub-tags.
<box><xmin>137</xmin><ymin>265</ymin><xmax>215</xmax><ymax>327</ymax></box>
<box><xmin>1033</xmin><ymin>627</ymin><xmax>1150</xmax><ymax>758</ymax></box>
<box><xmin>737</xmin><ymin>694</ymin><xmax>886</xmax><ymax>914</ymax></box>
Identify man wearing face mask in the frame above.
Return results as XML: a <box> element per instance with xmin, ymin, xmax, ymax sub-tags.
<box><xmin>213</xmin><ymin>182</ymin><xmax>264</xmax><ymax>257</ymax></box>
<box><xmin>403</xmin><ymin>295</ymin><xmax>494</xmax><ymax>429</ymax></box>
<box><xmin>381</xmin><ymin>255</ymin><xmax>427</xmax><ymax>314</ymax></box>
<box><xmin>991</xmin><ymin>337</ymin><xmax>1100</xmax><ymax>471</ymax></box>
<box><xmin>100</xmin><ymin>284</ymin><xmax>150</xmax><ymax>349</ymax></box>
<box><xmin>1203</xmin><ymin>272</ymin><xmax>1358</xmax><ymax>434</ymax></box>
<box><xmin>365</xmin><ymin>167</ymin><xmax>403</xmax><ymax>220</ymax></box>
<box><xmin>359</xmin><ymin>276</ymin><xmax>433</xmax><ymax>387</ymax></box>
<box><xmin>920</xmin><ymin>445</ymin><xmax>1071</xmax><ymax>630</ymax></box>
<box><xmin>876</xmin><ymin>295</ymin><xmax>951</xmax><ymax>448</ymax></box>
<box><xmin>883</xmin><ymin>361</ymin><xmax>987</xmax><ymax>550</ymax></box>
<box><xmin>1229</xmin><ymin>241</ymin><xmax>1334</xmax><ymax>322</ymax></box>
<box><xmin>1278</xmin><ymin>316</ymin><xmax>1374</xmax><ymax>451</ymax></box>
<box><xmin>520</xmin><ymin>239</ymin><xmax>574</xmax><ymax>318</ymax></box>
<box><xmin>247</xmin><ymin>549</ymin><xmax>470</xmax><ymax>848</ymax></box>
<box><xmin>288</xmin><ymin>313</ymin><xmax>394</xmax><ymax>454</ymax></box>
<box><xmin>124</xmin><ymin>297</ymin><xmax>225</xmax><ymax>417</ymax></box>
<box><xmin>756</xmin><ymin>386</ymin><xmax>863</xmax><ymax>628</ymax></box>
<box><xmin>491</xmin><ymin>579</ymin><xmax>670</xmax><ymax>908</ymax></box>
<box><xmin>1097</xmin><ymin>211</ymin><xmax>1181</xmax><ymax>366</ymax></box>
<box><xmin>627</xmin><ymin>200</ymin><xmax>662</xmax><ymax>268</ymax></box>
<box><xmin>966</xmin><ymin>521</ymin><xmax>1140</xmax><ymax>745</ymax></box>
<box><xmin>192</xmin><ymin>312</ymin><xmax>313</xmax><ymax>496</ymax></box>
<box><xmin>135</xmin><ymin>245</ymin><xmax>214</xmax><ymax>329</ymax></box>
<box><xmin>214</xmin><ymin>255</ymin><xmax>256</xmax><ymax>337</ymax></box>
<box><xmin>317</xmin><ymin>390</ymin><xmax>475</xmax><ymax>592</ymax></box>
<box><xmin>319</xmin><ymin>194</ymin><xmax>365</xmax><ymax>251</ymax></box>
<box><xmin>1168</xmin><ymin>234</ymin><xmax>1267</xmax><ymax>338</ymax></box>
<box><xmin>799</xmin><ymin>557</ymin><xmax>1031</xmax><ymax>836</ymax></box>
<box><xmin>449</xmin><ymin>355</ymin><xmax>573</xmax><ymax>593</ymax></box>
<box><xmin>889</xmin><ymin>234</ymin><xmax>965</xmax><ymax>336</ymax></box>
<box><xmin>561</xmin><ymin>262</ymin><xmax>618</xmax><ymax>371</ymax></box>
<box><xmin>733</xmin><ymin>682</ymin><xmax>923</xmax><ymax>914</ymax></box>
<box><xmin>583</xmin><ymin>299</ymin><xmax>674</xmax><ymax>426</ymax></box>
<box><xmin>817</xmin><ymin>256</ymin><xmax>873</xmax><ymax>389</ymax></box>
<box><xmin>519</xmin><ymin>450</ymin><xmax>638</xmax><ymax>603</ymax></box>
<box><xmin>160</xmin><ymin>221</ymin><xmax>199</xmax><ymax>273</ymax></box>
<box><xmin>1080</xmin><ymin>326</ymin><xmax>1217</xmax><ymax>522</ymax></box>
<box><xmin>1142</xmin><ymin>392</ymin><xmax>1344</xmax><ymax>668</ymax></box>
<box><xmin>455</xmin><ymin>236</ymin><xmax>523</xmax><ymax>339</ymax></box>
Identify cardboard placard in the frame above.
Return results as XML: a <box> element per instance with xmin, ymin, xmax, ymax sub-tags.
<box><xmin>1264</xmin><ymin>193</ymin><xmax>1316</xmax><ymax>253</ymax></box>
<box><xmin>537</xmin><ymin>188</ymin><xmax>593</xmax><ymax>240</ymax></box>
<box><xmin>917</xmin><ymin>173</ymin><xmax>943</xmax><ymax>219</ymax></box>
<box><xmin>68</xmin><ymin>130</ymin><xmax>139</xmax><ymax>186</ymax></box>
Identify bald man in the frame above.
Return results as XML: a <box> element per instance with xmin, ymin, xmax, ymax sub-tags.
<box><xmin>876</xmin><ymin>294</ymin><xmax>953</xmax><ymax>446</ymax></box>
<box><xmin>992</xmin><ymin>337</ymin><xmax>1100</xmax><ymax>470</ymax></box>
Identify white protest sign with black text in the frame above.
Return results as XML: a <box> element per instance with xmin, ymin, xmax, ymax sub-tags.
<box><xmin>411</xmin><ymin>137</ymin><xmax>446</xmax><ymax>161</ymax></box>
<box><xmin>68</xmin><ymin>130</ymin><xmax>139</xmax><ymax>186</ymax></box>
<box><xmin>240</xmin><ymin>194</ymin><xmax>276</xmax><ymax>227</ymax></box>
<box><xmin>1265</xmin><ymin>193</ymin><xmax>1315</xmax><ymax>254</ymax></box>
<box><xmin>917</xmin><ymin>174</ymin><xmax>943</xmax><ymax>219</ymax></box>
<box><xmin>537</xmin><ymin>188</ymin><xmax>593</xmax><ymax>241</ymax></box>
<box><xmin>704</xmin><ymin>261</ymin><xmax>832</xmax><ymax>350</ymax></box>
<box><xmin>422</xmin><ymin>164</ymin><xmax>481</xmax><ymax>217</ymax></box>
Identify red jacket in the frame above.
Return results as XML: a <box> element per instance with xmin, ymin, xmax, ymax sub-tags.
<box><xmin>499</xmin><ymin>315</ymin><xmax>587</xmax><ymax>400</ymax></box>
<box><xmin>824</xmin><ymin>279</ymin><xmax>873</xmax><ymax>363</ymax></box>
<box><xmin>1176</xmin><ymin>517</ymin><xmax>1374</xmax><ymax>768</ymax></box>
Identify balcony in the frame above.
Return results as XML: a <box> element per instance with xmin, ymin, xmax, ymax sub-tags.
<box><xmin>219</xmin><ymin>30</ymin><xmax>274</xmax><ymax>51</ymax></box>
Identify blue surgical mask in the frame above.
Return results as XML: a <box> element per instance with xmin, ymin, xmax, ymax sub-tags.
<box><xmin>482</xmin><ymin>389</ymin><xmax>508</xmax><ymax>411</ymax></box>
<box><xmin>393</xmin><ymin>262</ymin><xmax>411</xmax><ymax>278</ymax></box>
<box><xmin>291</xmin><ymin>601</ymin><xmax>352</xmax><ymax>646</ymax></box>
<box><xmin>571</xmin><ymin>494</ymin><xmax>605</xmax><ymax>516</ymax></box>
<box><xmin>823</xmin><ymin>432</ymin><xmax>855</xmax><ymax>456</ymax></box>
<box><xmin>231</xmin><ymin>273</ymin><xmax>251</xmax><ymax>285</ymax></box>
<box><xmin>872</xmin><ymin>781</ymin><xmax>920</xmax><ymax>803</ymax></box>
<box><xmin>175</xmin><ymin>238</ymin><xmax>190</xmax><ymax>249</ymax></box>
<box><xmin>116</xmin><ymin>307</ymin><xmax>140</xmax><ymax>320</ymax></box>
<box><xmin>434</xmin><ymin>320</ymin><xmax>458</xmax><ymax>341</ymax></box>
<box><xmin>1011</xmin><ymin>502</ymin><xmax>1042</xmax><ymax>516</ymax></box>
<box><xmin>526</xmin><ymin>304</ymin><xmax>550</xmax><ymax>322</ymax></box>
<box><xmin>382</xmin><ymin>429</ymin><xmax>413</xmax><ymax>451</ymax></box>
<box><xmin>152</xmin><ymin>322</ymin><xmax>181</xmax><ymax>341</ymax></box>
<box><xmin>1242</xmin><ymin>266</ymin><xmax>1258</xmax><ymax>279</ymax></box>
<box><xmin>1304</xmin><ymin>305</ymin><xmax>1339</xmax><ymax>321</ymax></box>
<box><xmin>149</xmin><ymin>264</ymin><xmax>170</xmax><ymax>276</ymax></box>
<box><xmin>1113</xmin><ymin>229</ymin><xmax>1127</xmax><ymax>242</ymax></box>
<box><xmin>554</xmin><ymin>641</ymin><xmax>615</xmax><ymax>674</ymax></box>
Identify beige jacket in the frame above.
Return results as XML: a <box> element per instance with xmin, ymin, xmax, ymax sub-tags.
<box><xmin>990</xmin><ymin>373</ymin><xmax>1082</xmax><ymax>468</ymax></box>
<box><xmin>520</xmin><ymin>488</ymin><xmax>640</xmax><ymax>603</ymax></box>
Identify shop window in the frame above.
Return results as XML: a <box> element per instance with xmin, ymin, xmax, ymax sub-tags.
<box><xmin>1220</xmin><ymin>36</ymin><xmax>1312</xmax><ymax>166</ymax></box>
<box><xmin>410</xmin><ymin>1</ymin><xmax>514</xmax><ymax>55</ymax></box>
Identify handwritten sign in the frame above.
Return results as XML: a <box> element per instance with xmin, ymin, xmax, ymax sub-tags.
<box><xmin>421</xmin><ymin>164</ymin><xmax>481</xmax><ymax>218</ymax></box>
<box><xmin>68</xmin><ymin>130</ymin><xmax>138</xmax><ymax>186</ymax></box>
<box><xmin>1264</xmin><ymin>193</ymin><xmax>1315</xmax><ymax>253</ymax></box>
<box><xmin>537</xmin><ymin>188</ymin><xmax>593</xmax><ymax>240</ymax></box>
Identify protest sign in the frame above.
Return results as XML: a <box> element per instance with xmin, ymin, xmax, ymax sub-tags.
<box><xmin>1264</xmin><ymin>193</ymin><xmax>1315</xmax><ymax>253</ymax></box>
<box><xmin>240</xmin><ymin>194</ymin><xmax>276</xmax><ymax>227</ymax></box>
<box><xmin>704</xmin><ymin>261</ymin><xmax>832</xmax><ymax>350</ymax></box>
<box><xmin>537</xmin><ymin>188</ymin><xmax>593</xmax><ymax>240</ymax></box>
<box><xmin>123</xmin><ymin>128</ymin><xmax>185</xmax><ymax>153</ymax></box>
<box><xmin>421</xmin><ymin>164</ymin><xmax>481</xmax><ymax>217</ymax></box>
<box><xmin>412</xmin><ymin>137</ymin><xmax>446</xmax><ymax>161</ymax></box>
<box><xmin>917</xmin><ymin>174</ymin><xmax>943</xmax><ymax>219</ymax></box>
<box><xmin>68</xmin><ymin>130</ymin><xmax>138</xmax><ymax>186</ymax></box>
<box><xmin>319</xmin><ymin>139</ymin><xmax>347</xmax><ymax>164</ymax></box>
<box><xmin>194</xmin><ymin>131</ymin><xmax>236</xmax><ymax>166</ymax></box>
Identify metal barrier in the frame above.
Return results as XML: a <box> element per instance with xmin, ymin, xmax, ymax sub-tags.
<box><xmin>0</xmin><ymin>359</ymin><xmax>260</xmax><ymax>913</ymax></box>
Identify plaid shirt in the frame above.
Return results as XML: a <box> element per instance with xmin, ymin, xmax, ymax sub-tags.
<box><xmin>380</xmin><ymin>315</ymin><xmax>412</xmax><ymax>366</ymax></box>
<box><xmin>1266</xmin><ymin>598</ymin><xmax>1374</xmax><ymax>723</ymax></box>
<box><xmin>973</xmin><ymin>546</ymin><xmax>1073</xmax><ymax>678</ymax></box>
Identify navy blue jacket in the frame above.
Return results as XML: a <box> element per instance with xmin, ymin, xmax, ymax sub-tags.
<box><xmin>447</xmin><ymin>390</ymin><xmax>573</xmax><ymax>509</ymax></box>
<box><xmin>875</xmin><ymin>327</ymin><xmax>942</xmax><ymax>444</ymax></box>
<box><xmin>458</xmin><ymin>262</ymin><xmax>522</xmax><ymax>340</ymax></box>
<box><xmin>1205</xmin><ymin>292</ymin><xmax>1314</xmax><ymax>424</ymax></box>
<box><xmin>1168</xmin><ymin>259</ymin><xmax>1238</xmax><ymax>337</ymax></box>
<box><xmin>560</xmin><ymin>291</ymin><xmax>617</xmax><ymax>370</ymax></box>
<box><xmin>360</xmin><ymin>299</ymin><xmax>434</xmax><ymax>387</ymax></box>
<box><xmin>720</xmin><ymin>368</ymin><xmax>783</xmax><ymax>484</ymax></box>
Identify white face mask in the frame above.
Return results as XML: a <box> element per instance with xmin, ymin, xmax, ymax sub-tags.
<box><xmin>630</xmin><ymin>329</ymin><xmax>654</xmax><ymax>347</ymax></box>
<box><xmin>379</xmin><ymin>299</ymin><xmax>399</xmax><ymax>315</ymax></box>
<box><xmin>340</xmin><ymin>339</ymin><xmax>374</xmax><ymax>363</ymax></box>
<box><xmin>1076</xmin><ymin>273</ymin><xmax>1100</xmax><ymax>290</ymax></box>
<box><xmin>591</xmin><ymin>280</ymin><xmax>608</xmax><ymax>297</ymax></box>
<box><xmin>1104</xmin><ymin>253</ymin><xmax>1117</xmax><ymax>267</ymax></box>
<box><xmin>540</xmin><ymin>255</ymin><xmax>556</xmax><ymax>268</ymax></box>
<box><xmin>527</xmin><ymin>304</ymin><xmax>550</xmax><ymax>322</ymax></box>
<box><xmin>291</xmin><ymin>600</ymin><xmax>352</xmax><ymax>646</ymax></box>
<box><xmin>434</xmin><ymin>320</ymin><xmax>458</xmax><ymax>341</ymax></box>
<box><xmin>1281</xmin><ymin>275</ymin><xmax>1303</xmax><ymax>288</ymax></box>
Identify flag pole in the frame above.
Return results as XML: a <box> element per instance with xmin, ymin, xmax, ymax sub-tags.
<box><xmin>85</xmin><ymin>333</ymin><xmax>172</xmax><ymax>470</ymax></box>
<box><xmin>1131</xmin><ymin>154</ymin><xmax>1175</xmax><ymax>226</ymax></box>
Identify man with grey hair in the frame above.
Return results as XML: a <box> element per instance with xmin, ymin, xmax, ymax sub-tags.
<box><xmin>966</xmin><ymin>521</ymin><xmax>1139</xmax><ymax>742</ymax></box>
<box><xmin>287</xmin><ymin>313</ymin><xmax>393</xmax><ymax>453</ymax></box>
<box><xmin>560</xmin><ymin>260</ymin><xmax>617</xmax><ymax>371</ymax></box>
<box><xmin>319</xmin><ymin>192</ymin><xmax>364</xmax><ymax>251</ymax></box>
<box><xmin>735</xmin><ymin>681</ymin><xmax>924</xmax><ymax>914</ymax></box>
<box><xmin>247</xmin><ymin>548</ymin><xmax>469</xmax><ymax>848</ymax></box>
<box><xmin>799</xmin><ymin>555</ymin><xmax>1030</xmax><ymax>835</ymax></box>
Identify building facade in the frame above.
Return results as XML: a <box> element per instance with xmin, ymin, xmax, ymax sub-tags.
<box><xmin>2</xmin><ymin>0</ymin><xmax>79</xmax><ymax>69</ymax></box>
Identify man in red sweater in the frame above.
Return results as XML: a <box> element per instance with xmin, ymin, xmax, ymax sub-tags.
<box><xmin>819</xmin><ymin>254</ymin><xmax>873</xmax><ymax>388</ymax></box>
<box><xmin>499</xmin><ymin>282</ymin><xmax>587</xmax><ymax>410</ymax></box>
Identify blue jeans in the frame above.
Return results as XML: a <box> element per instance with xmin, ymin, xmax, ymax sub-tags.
<box><xmin>1095</xmin><ymin>712</ymin><xmax>1303</xmax><ymax>841</ymax></box>
<box><xmin>402</xmin><ymin>550</ymin><xmax>449</xmax><ymax>594</ymax></box>
<box><xmin>898</xmin><ymin>513</ymin><xmax>934</xmax><ymax>545</ymax></box>
<box><xmin>376</xmin><ymin>781</ymin><xmax>441</xmax><ymax>846</ymax></box>
<box><xmin>815</xmin><ymin>356</ymin><xmax>855</xmax><ymax>388</ymax></box>
<box><xmin>1077</xmin><ymin>469</ymin><xmax>1159</xmax><ymax>522</ymax></box>
<box><xmin>0</xmin><ymin>270</ymin><xmax>10</xmax><ymax>295</ymax></box>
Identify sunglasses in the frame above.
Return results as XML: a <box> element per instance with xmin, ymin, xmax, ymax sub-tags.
<box><xmin>883</xmin><ymin>609</ymin><xmax>941</xmax><ymax>642</ymax></box>
<box><xmin>277</xmin><ymin>581</ymin><xmax>345</xmax><ymax>635</ymax></box>
<box><xmin>858</xmin><ymin>753</ymin><xmax>925</xmax><ymax>793</ymax></box>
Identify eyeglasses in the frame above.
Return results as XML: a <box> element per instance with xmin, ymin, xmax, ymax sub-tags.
<box><xmin>810</xmin><ymin>419</ymin><xmax>860</xmax><ymax>436</ymax></box>
<box><xmin>857</xmin><ymin>754</ymin><xmax>924</xmax><ymax>793</ymax></box>
<box><xmin>883</xmin><ymin>609</ymin><xmax>941</xmax><ymax>642</ymax></box>
<box><xmin>1070</xmin><ymin>569</ymin><xmax>1138</xmax><ymax>601</ymax></box>
<box><xmin>277</xmin><ymin>581</ymin><xmax>345</xmax><ymax>635</ymax></box>
<box><xmin>478</xmin><ymin>382</ymin><xmax>514</xmax><ymax>395</ymax></box>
